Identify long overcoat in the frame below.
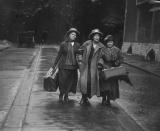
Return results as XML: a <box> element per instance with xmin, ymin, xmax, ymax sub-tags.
<box><xmin>78</xmin><ymin>40</ymin><xmax>106</xmax><ymax>97</ymax></box>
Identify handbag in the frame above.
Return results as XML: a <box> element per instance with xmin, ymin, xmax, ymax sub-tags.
<box><xmin>101</xmin><ymin>66</ymin><xmax>128</xmax><ymax>80</ymax></box>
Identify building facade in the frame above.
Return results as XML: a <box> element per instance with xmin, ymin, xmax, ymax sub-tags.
<box><xmin>122</xmin><ymin>0</ymin><xmax>160</xmax><ymax>62</ymax></box>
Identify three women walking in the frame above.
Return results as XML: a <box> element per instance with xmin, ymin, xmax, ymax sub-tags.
<box><xmin>51</xmin><ymin>28</ymin><xmax>123</xmax><ymax>105</ymax></box>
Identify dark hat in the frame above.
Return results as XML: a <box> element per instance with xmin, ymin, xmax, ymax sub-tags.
<box><xmin>104</xmin><ymin>35</ymin><xmax>114</xmax><ymax>42</ymax></box>
<box><xmin>66</xmin><ymin>28</ymin><xmax>80</xmax><ymax>36</ymax></box>
<box><xmin>89</xmin><ymin>29</ymin><xmax>103</xmax><ymax>39</ymax></box>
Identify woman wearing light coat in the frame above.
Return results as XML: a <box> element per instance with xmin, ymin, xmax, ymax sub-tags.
<box><xmin>78</xmin><ymin>29</ymin><xmax>108</xmax><ymax>104</ymax></box>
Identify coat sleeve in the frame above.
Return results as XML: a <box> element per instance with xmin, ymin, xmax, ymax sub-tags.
<box><xmin>78</xmin><ymin>41</ymin><xmax>87</xmax><ymax>54</ymax></box>
<box><xmin>75</xmin><ymin>42</ymin><xmax>81</xmax><ymax>54</ymax></box>
<box><xmin>75</xmin><ymin>43</ymin><xmax>82</xmax><ymax>64</ymax></box>
<box><xmin>115</xmin><ymin>49</ymin><xmax>123</xmax><ymax>66</ymax></box>
<box><xmin>52</xmin><ymin>42</ymin><xmax>64</xmax><ymax>68</ymax></box>
<box><xmin>101</xmin><ymin>47</ymin><xmax>111</xmax><ymax>62</ymax></box>
<box><xmin>118</xmin><ymin>50</ymin><xmax>123</xmax><ymax>63</ymax></box>
<box><xmin>98</xmin><ymin>48</ymin><xmax>111</xmax><ymax>69</ymax></box>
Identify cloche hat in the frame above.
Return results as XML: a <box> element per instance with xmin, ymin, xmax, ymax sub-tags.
<box><xmin>104</xmin><ymin>35</ymin><xmax>114</xmax><ymax>42</ymax></box>
<box><xmin>66</xmin><ymin>28</ymin><xmax>80</xmax><ymax>36</ymax></box>
<box><xmin>89</xmin><ymin>29</ymin><xmax>103</xmax><ymax>39</ymax></box>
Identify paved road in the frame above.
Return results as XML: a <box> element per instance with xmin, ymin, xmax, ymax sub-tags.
<box><xmin>0</xmin><ymin>46</ymin><xmax>143</xmax><ymax>131</ymax></box>
<box><xmin>2</xmin><ymin>45</ymin><xmax>159</xmax><ymax>131</ymax></box>
<box><xmin>118</xmin><ymin>64</ymin><xmax>160</xmax><ymax>131</ymax></box>
<box><xmin>20</xmin><ymin>46</ymin><xmax>142</xmax><ymax>131</ymax></box>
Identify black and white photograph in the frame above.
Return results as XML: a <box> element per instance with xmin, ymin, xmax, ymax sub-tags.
<box><xmin>0</xmin><ymin>0</ymin><xmax>160</xmax><ymax>131</ymax></box>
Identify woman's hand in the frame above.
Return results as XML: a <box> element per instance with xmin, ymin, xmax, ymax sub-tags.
<box><xmin>115</xmin><ymin>60</ymin><xmax>120</xmax><ymax>66</ymax></box>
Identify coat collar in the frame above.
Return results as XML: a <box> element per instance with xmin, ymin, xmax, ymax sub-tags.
<box><xmin>89</xmin><ymin>40</ymin><xmax>104</xmax><ymax>52</ymax></box>
<box><xmin>93</xmin><ymin>41</ymin><xmax>104</xmax><ymax>53</ymax></box>
<box><xmin>86</xmin><ymin>40</ymin><xmax>104</xmax><ymax>56</ymax></box>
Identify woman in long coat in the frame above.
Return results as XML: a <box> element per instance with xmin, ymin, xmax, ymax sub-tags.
<box><xmin>78</xmin><ymin>29</ymin><xmax>107</xmax><ymax>104</ymax></box>
<box><xmin>99</xmin><ymin>35</ymin><xmax>123</xmax><ymax>105</ymax></box>
<box><xmin>52</xmin><ymin>28</ymin><xmax>80</xmax><ymax>103</ymax></box>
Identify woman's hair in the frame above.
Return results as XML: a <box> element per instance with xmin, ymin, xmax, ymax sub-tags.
<box><xmin>64</xmin><ymin>31</ymin><xmax>77</xmax><ymax>42</ymax></box>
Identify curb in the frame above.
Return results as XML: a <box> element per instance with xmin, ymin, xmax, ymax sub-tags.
<box><xmin>116</xmin><ymin>101</ymin><xmax>145</xmax><ymax>131</ymax></box>
<box><xmin>123</xmin><ymin>61</ymin><xmax>160</xmax><ymax>78</ymax></box>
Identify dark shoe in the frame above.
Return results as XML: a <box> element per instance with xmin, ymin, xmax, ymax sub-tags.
<box><xmin>106</xmin><ymin>100</ymin><xmax>111</xmax><ymax>106</ymax></box>
<box><xmin>84</xmin><ymin>98</ymin><xmax>90</xmax><ymax>104</ymax></box>
<box><xmin>80</xmin><ymin>98</ymin><xmax>90</xmax><ymax>105</ymax></box>
<box><xmin>102</xmin><ymin>96</ymin><xmax>107</xmax><ymax>105</ymax></box>
<box><xmin>102</xmin><ymin>99</ymin><xmax>107</xmax><ymax>105</ymax></box>
<box><xmin>102</xmin><ymin>100</ymin><xmax>111</xmax><ymax>106</ymax></box>
<box><xmin>64</xmin><ymin>95</ymin><xmax>69</xmax><ymax>103</ymax></box>
<box><xmin>80</xmin><ymin>98</ymin><xmax>89</xmax><ymax>105</ymax></box>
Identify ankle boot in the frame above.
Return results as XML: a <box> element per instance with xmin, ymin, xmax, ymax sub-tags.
<box><xmin>64</xmin><ymin>94</ymin><xmax>69</xmax><ymax>103</ymax></box>
<box><xmin>80</xmin><ymin>94</ymin><xmax>89</xmax><ymax>105</ymax></box>
<box><xmin>102</xmin><ymin>96</ymin><xmax>107</xmax><ymax>105</ymax></box>
<box><xmin>59</xmin><ymin>93</ymin><xmax>63</xmax><ymax>103</ymax></box>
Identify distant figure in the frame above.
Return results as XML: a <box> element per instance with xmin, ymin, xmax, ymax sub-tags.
<box><xmin>41</xmin><ymin>31</ymin><xmax>48</xmax><ymax>45</ymax></box>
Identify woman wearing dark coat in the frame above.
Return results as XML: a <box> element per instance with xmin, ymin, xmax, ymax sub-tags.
<box><xmin>52</xmin><ymin>28</ymin><xmax>81</xmax><ymax>103</ymax></box>
<box><xmin>99</xmin><ymin>35</ymin><xmax>123</xmax><ymax>105</ymax></box>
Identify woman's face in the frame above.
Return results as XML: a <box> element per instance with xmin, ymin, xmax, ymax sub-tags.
<box><xmin>106</xmin><ymin>41</ymin><xmax>114</xmax><ymax>48</ymax></box>
<box><xmin>69</xmin><ymin>32</ymin><xmax>77</xmax><ymax>41</ymax></box>
<box><xmin>93</xmin><ymin>34</ymin><xmax>100</xmax><ymax>42</ymax></box>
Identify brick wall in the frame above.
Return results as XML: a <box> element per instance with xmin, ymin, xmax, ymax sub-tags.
<box><xmin>122</xmin><ymin>42</ymin><xmax>160</xmax><ymax>62</ymax></box>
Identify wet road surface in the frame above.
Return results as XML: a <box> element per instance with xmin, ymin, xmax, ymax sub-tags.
<box><xmin>2</xmin><ymin>45</ymin><xmax>159</xmax><ymax>131</ymax></box>
<box><xmin>21</xmin><ymin>46</ymin><xmax>142</xmax><ymax>131</ymax></box>
<box><xmin>118</xmin><ymin>64</ymin><xmax>160</xmax><ymax>131</ymax></box>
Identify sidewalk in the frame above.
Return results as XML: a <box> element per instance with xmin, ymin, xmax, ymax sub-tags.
<box><xmin>123</xmin><ymin>54</ymin><xmax>160</xmax><ymax>78</ymax></box>
<box><xmin>0</xmin><ymin>47</ymin><xmax>39</xmax><ymax>131</ymax></box>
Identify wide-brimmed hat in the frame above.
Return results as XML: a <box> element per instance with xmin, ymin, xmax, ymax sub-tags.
<box><xmin>104</xmin><ymin>35</ymin><xmax>114</xmax><ymax>42</ymax></box>
<box><xmin>89</xmin><ymin>29</ymin><xmax>103</xmax><ymax>39</ymax></box>
<box><xmin>65</xmin><ymin>28</ymin><xmax>80</xmax><ymax>36</ymax></box>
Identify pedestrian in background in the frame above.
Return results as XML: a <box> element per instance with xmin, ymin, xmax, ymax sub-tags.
<box><xmin>41</xmin><ymin>31</ymin><xmax>48</xmax><ymax>45</ymax></box>
<box><xmin>78</xmin><ymin>29</ymin><xmax>107</xmax><ymax>104</ymax></box>
<box><xmin>52</xmin><ymin>28</ymin><xmax>81</xmax><ymax>103</ymax></box>
<box><xmin>99</xmin><ymin>35</ymin><xmax>123</xmax><ymax>105</ymax></box>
